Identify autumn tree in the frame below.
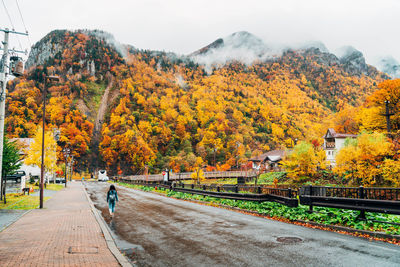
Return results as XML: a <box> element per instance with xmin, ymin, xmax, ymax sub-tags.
<box><xmin>334</xmin><ymin>132</ymin><xmax>393</xmax><ymax>186</ymax></box>
<box><xmin>1</xmin><ymin>137</ymin><xmax>23</xmax><ymax>203</ymax></box>
<box><xmin>25</xmin><ymin>127</ymin><xmax>58</xmax><ymax>182</ymax></box>
<box><xmin>191</xmin><ymin>167</ymin><xmax>205</xmax><ymax>184</ymax></box>
<box><xmin>281</xmin><ymin>141</ymin><xmax>326</xmax><ymax>184</ymax></box>
<box><xmin>366</xmin><ymin>79</ymin><xmax>400</xmax><ymax>132</ymax></box>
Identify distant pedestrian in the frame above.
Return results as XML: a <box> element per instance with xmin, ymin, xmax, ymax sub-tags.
<box><xmin>107</xmin><ymin>185</ymin><xmax>118</xmax><ymax>216</ymax></box>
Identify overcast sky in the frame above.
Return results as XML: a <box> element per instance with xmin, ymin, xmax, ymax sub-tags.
<box><xmin>1</xmin><ymin>0</ymin><xmax>399</xmax><ymax>64</ymax></box>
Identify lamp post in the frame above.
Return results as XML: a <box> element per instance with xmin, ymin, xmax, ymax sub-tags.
<box><xmin>69</xmin><ymin>155</ymin><xmax>74</xmax><ymax>181</ymax></box>
<box><xmin>62</xmin><ymin>147</ymin><xmax>70</xmax><ymax>188</ymax></box>
<box><xmin>236</xmin><ymin>141</ymin><xmax>241</xmax><ymax>170</ymax></box>
<box><xmin>213</xmin><ymin>146</ymin><xmax>218</xmax><ymax>168</ymax></box>
<box><xmin>40</xmin><ymin>75</ymin><xmax>59</xmax><ymax>209</ymax></box>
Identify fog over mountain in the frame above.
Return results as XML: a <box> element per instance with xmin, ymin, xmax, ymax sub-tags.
<box><xmin>189</xmin><ymin>31</ymin><xmax>276</xmax><ymax>73</ymax></box>
<box><xmin>373</xmin><ymin>56</ymin><xmax>400</xmax><ymax>78</ymax></box>
<box><xmin>186</xmin><ymin>31</ymin><xmax>385</xmax><ymax>77</ymax></box>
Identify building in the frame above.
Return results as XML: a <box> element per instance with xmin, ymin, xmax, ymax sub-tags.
<box><xmin>249</xmin><ymin>150</ymin><xmax>287</xmax><ymax>171</ymax></box>
<box><xmin>323</xmin><ymin>128</ymin><xmax>357</xmax><ymax>166</ymax></box>
<box><xmin>10</xmin><ymin>138</ymin><xmax>41</xmax><ymax>180</ymax></box>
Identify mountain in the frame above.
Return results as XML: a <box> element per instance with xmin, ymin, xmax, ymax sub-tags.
<box><xmin>6</xmin><ymin>30</ymin><xmax>389</xmax><ymax>175</ymax></box>
<box><xmin>297</xmin><ymin>41</ymin><xmax>329</xmax><ymax>53</ymax></box>
<box><xmin>334</xmin><ymin>46</ymin><xmax>371</xmax><ymax>76</ymax></box>
<box><xmin>190</xmin><ymin>31</ymin><xmax>275</xmax><ymax>70</ymax></box>
<box><xmin>374</xmin><ymin>56</ymin><xmax>400</xmax><ymax>78</ymax></box>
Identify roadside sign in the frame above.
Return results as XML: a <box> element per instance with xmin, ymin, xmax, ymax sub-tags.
<box><xmin>162</xmin><ymin>171</ymin><xmax>166</xmax><ymax>176</ymax></box>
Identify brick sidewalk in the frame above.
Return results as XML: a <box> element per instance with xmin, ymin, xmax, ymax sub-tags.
<box><xmin>0</xmin><ymin>181</ymin><xmax>120</xmax><ymax>267</ymax></box>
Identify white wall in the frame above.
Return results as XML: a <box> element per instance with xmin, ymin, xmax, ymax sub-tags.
<box><xmin>20</xmin><ymin>164</ymin><xmax>40</xmax><ymax>177</ymax></box>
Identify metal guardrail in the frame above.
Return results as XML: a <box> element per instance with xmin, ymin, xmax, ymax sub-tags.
<box><xmin>121</xmin><ymin>170</ymin><xmax>258</xmax><ymax>182</ymax></box>
<box><xmin>299</xmin><ymin>185</ymin><xmax>400</xmax><ymax>215</ymax></box>
<box><xmin>117</xmin><ymin>179</ymin><xmax>298</xmax><ymax>207</ymax></box>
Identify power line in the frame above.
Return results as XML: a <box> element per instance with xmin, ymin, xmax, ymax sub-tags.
<box><xmin>1</xmin><ymin>0</ymin><xmax>24</xmax><ymax>51</ymax></box>
<box><xmin>15</xmin><ymin>0</ymin><xmax>31</xmax><ymax>47</ymax></box>
<box><xmin>1</xmin><ymin>0</ymin><xmax>15</xmax><ymax>30</ymax></box>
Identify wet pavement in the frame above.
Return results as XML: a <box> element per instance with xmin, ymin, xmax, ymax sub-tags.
<box><xmin>0</xmin><ymin>187</ymin><xmax>59</xmax><ymax>233</ymax></box>
<box><xmin>85</xmin><ymin>181</ymin><xmax>400</xmax><ymax>267</ymax></box>
<box><xmin>0</xmin><ymin>210</ymin><xmax>28</xmax><ymax>231</ymax></box>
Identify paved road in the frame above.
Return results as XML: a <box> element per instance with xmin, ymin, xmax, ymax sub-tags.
<box><xmin>85</xmin><ymin>182</ymin><xmax>400</xmax><ymax>267</ymax></box>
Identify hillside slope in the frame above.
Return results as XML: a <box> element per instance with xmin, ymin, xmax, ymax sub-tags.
<box><xmin>6</xmin><ymin>30</ymin><xmax>388</xmax><ymax>174</ymax></box>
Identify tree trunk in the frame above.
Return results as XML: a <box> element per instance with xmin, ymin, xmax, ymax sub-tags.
<box><xmin>2</xmin><ymin>172</ymin><xmax>6</xmax><ymax>204</ymax></box>
<box><xmin>254</xmin><ymin>170</ymin><xmax>260</xmax><ymax>186</ymax></box>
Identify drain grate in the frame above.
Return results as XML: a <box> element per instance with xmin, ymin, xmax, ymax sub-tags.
<box><xmin>68</xmin><ymin>246</ymin><xmax>99</xmax><ymax>254</ymax></box>
<box><xmin>276</xmin><ymin>236</ymin><xmax>302</xmax><ymax>244</ymax></box>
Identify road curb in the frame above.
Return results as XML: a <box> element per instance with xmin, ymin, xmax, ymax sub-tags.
<box><xmin>294</xmin><ymin>219</ymin><xmax>400</xmax><ymax>241</ymax></box>
<box><xmin>199</xmin><ymin>201</ymin><xmax>400</xmax><ymax>242</ymax></box>
<box><xmin>82</xmin><ymin>182</ymin><xmax>132</xmax><ymax>267</ymax></box>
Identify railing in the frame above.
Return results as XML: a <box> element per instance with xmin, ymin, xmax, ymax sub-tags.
<box><xmin>299</xmin><ymin>185</ymin><xmax>400</xmax><ymax>215</ymax></box>
<box><xmin>325</xmin><ymin>142</ymin><xmax>335</xmax><ymax>149</ymax></box>
<box><xmin>300</xmin><ymin>186</ymin><xmax>400</xmax><ymax>201</ymax></box>
<box><xmin>116</xmin><ymin>178</ymin><xmax>400</xmax><ymax>216</ymax></box>
<box><xmin>117</xmin><ymin>179</ymin><xmax>297</xmax><ymax>207</ymax></box>
<box><xmin>121</xmin><ymin>170</ymin><xmax>258</xmax><ymax>182</ymax></box>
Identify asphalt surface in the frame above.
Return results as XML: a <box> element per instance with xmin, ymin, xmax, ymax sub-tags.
<box><xmin>85</xmin><ymin>182</ymin><xmax>400</xmax><ymax>267</ymax></box>
<box><xmin>0</xmin><ymin>210</ymin><xmax>28</xmax><ymax>231</ymax></box>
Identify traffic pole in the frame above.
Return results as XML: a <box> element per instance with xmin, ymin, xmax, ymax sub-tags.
<box><xmin>0</xmin><ymin>28</ymin><xmax>28</xmax><ymax>199</ymax></box>
<box><xmin>0</xmin><ymin>29</ymin><xmax>9</xmax><ymax>199</ymax></box>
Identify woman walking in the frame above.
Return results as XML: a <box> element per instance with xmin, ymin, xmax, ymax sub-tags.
<box><xmin>107</xmin><ymin>185</ymin><xmax>119</xmax><ymax>216</ymax></box>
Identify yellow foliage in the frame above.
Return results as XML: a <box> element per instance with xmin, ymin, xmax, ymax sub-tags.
<box><xmin>24</xmin><ymin>127</ymin><xmax>58</xmax><ymax>174</ymax></box>
<box><xmin>334</xmin><ymin>132</ymin><xmax>393</xmax><ymax>186</ymax></box>
<box><xmin>191</xmin><ymin>167</ymin><xmax>205</xmax><ymax>184</ymax></box>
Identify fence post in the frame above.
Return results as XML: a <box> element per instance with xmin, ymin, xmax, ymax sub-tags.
<box><xmin>191</xmin><ymin>184</ymin><xmax>194</xmax><ymax>189</ymax></box>
<box><xmin>358</xmin><ymin>186</ymin><xmax>366</xmax><ymax>220</ymax></box>
<box><xmin>203</xmin><ymin>185</ymin><xmax>206</xmax><ymax>191</ymax></box>
<box><xmin>217</xmin><ymin>186</ymin><xmax>220</xmax><ymax>192</ymax></box>
<box><xmin>257</xmin><ymin>186</ymin><xmax>261</xmax><ymax>194</ymax></box>
<box><xmin>288</xmin><ymin>188</ymin><xmax>292</xmax><ymax>198</ymax></box>
<box><xmin>235</xmin><ymin>185</ymin><xmax>239</xmax><ymax>193</ymax></box>
<box><xmin>309</xmin><ymin>185</ymin><xmax>313</xmax><ymax>212</ymax></box>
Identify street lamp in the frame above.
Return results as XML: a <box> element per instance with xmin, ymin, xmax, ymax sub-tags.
<box><xmin>213</xmin><ymin>146</ymin><xmax>218</xmax><ymax>168</ymax></box>
<box><xmin>40</xmin><ymin>75</ymin><xmax>59</xmax><ymax>209</ymax></box>
<box><xmin>62</xmin><ymin>147</ymin><xmax>70</xmax><ymax>188</ymax></box>
<box><xmin>69</xmin><ymin>155</ymin><xmax>74</xmax><ymax>181</ymax></box>
<box><xmin>236</xmin><ymin>141</ymin><xmax>241</xmax><ymax>170</ymax></box>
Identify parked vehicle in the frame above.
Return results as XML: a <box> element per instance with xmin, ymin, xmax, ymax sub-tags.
<box><xmin>98</xmin><ymin>170</ymin><xmax>109</xmax><ymax>181</ymax></box>
<box><xmin>55</xmin><ymin>177</ymin><xmax>66</xmax><ymax>184</ymax></box>
<box><xmin>6</xmin><ymin>170</ymin><xmax>26</xmax><ymax>183</ymax></box>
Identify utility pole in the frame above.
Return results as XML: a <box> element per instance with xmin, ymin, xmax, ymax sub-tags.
<box><xmin>383</xmin><ymin>100</ymin><xmax>394</xmax><ymax>137</ymax></box>
<box><xmin>0</xmin><ymin>28</ymin><xmax>28</xmax><ymax>198</ymax></box>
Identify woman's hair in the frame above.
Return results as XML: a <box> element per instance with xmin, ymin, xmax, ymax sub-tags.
<box><xmin>109</xmin><ymin>184</ymin><xmax>116</xmax><ymax>192</ymax></box>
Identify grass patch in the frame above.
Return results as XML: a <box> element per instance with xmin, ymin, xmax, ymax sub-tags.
<box><xmin>44</xmin><ymin>184</ymin><xmax>64</xmax><ymax>191</ymax></box>
<box><xmin>26</xmin><ymin>183</ymin><xmax>64</xmax><ymax>191</ymax></box>
<box><xmin>182</xmin><ymin>178</ymin><xmax>238</xmax><ymax>184</ymax></box>
<box><xmin>0</xmin><ymin>193</ymin><xmax>50</xmax><ymax>210</ymax></box>
<box><xmin>115</xmin><ymin>181</ymin><xmax>400</xmax><ymax>235</ymax></box>
<box><xmin>257</xmin><ymin>172</ymin><xmax>286</xmax><ymax>184</ymax></box>
<box><xmin>85</xmin><ymin>81</ymin><xmax>107</xmax><ymax>118</ymax></box>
